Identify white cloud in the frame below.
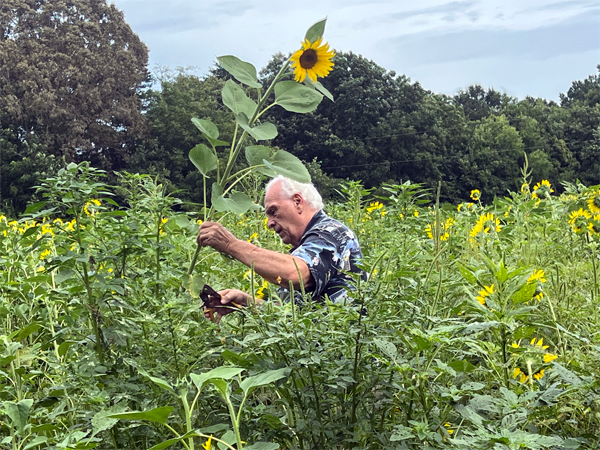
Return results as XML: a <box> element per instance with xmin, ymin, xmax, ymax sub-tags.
<box><xmin>112</xmin><ymin>0</ymin><xmax>600</xmax><ymax>99</ymax></box>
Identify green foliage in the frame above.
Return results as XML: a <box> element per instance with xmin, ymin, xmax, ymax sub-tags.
<box><xmin>1</xmin><ymin>165</ymin><xmax>599</xmax><ymax>449</ymax></box>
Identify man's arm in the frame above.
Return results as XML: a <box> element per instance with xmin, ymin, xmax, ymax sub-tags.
<box><xmin>198</xmin><ymin>222</ymin><xmax>313</xmax><ymax>290</ymax></box>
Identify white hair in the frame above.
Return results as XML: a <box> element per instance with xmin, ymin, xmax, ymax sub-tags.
<box><xmin>266</xmin><ymin>175</ymin><xmax>324</xmax><ymax>210</ymax></box>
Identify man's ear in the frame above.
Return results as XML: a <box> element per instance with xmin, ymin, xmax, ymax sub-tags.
<box><xmin>292</xmin><ymin>193</ymin><xmax>303</xmax><ymax>211</ymax></box>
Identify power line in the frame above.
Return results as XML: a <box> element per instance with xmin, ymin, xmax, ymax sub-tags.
<box><xmin>319</xmin><ymin>137</ymin><xmax>598</xmax><ymax>171</ymax></box>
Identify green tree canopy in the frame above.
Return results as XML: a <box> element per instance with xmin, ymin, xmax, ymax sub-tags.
<box><xmin>0</xmin><ymin>0</ymin><xmax>148</xmax><ymax>162</ymax></box>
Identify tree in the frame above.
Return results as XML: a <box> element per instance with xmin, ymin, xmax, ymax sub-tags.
<box><xmin>461</xmin><ymin>115</ymin><xmax>525</xmax><ymax>201</ymax></box>
<box><xmin>0</xmin><ymin>0</ymin><xmax>148</xmax><ymax>168</ymax></box>
<box><xmin>557</xmin><ymin>67</ymin><xmax>600</xmax><ymax>187</ymax></box>
<box><xmin>126</xmin><ymin>71</ymin><xmax>235</xmax><ymax>205</ymax></box>
<box><xmin>453</xmin><ymin>85</ymin><xmax>514</xmax><ymax>122</ymax></box>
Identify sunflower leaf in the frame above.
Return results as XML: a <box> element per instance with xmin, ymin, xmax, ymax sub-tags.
<box><xmin>211</xmin><ymin>183</ymin><xmax>260</xmax><ymax>214</ymax></box>
<box><xmin>191</xmin><ymin>118</ymin><xmax>229</xmax><ymax>147</ymax></box>
<box><xmin>236</xmin><ymin>113</ymin><xmax>278</xmax><ymax>141</ymax></box>
<box><xmin>189</xmin><ymin>144</ymin><xmax>217</xmax><ymax>177</ymax></box>
<box><xmin>245</xmin><ymin>145</ymin><xmax>272</xmax><ymax>167</ymax></box>
<box><xmin>109</xmin><ymin>406</ymin><xmax>174</xmax><ymax>424</ymax></box>
<box><xmin>274</xmin><ymin>81</ymin><xmax>323</xmax><ymax>113</ymax></box>
<box><xmin>311</xmin><ymin>80</ymin><xmax>334</xmax><ymax>102</ymax></box>
<box><xmin>260</xmin><ymin>151</ymin><xmax>311</xmax><ymax>183</ymax></box>
<box><xmin>304</xmin><ymin>18</ymin><xmax>327</xmax><ymax>44</ymax></box>
<box><xmin>217</xmin><ymin>55</ymin><xmax>262</xmax><ymax>88</ymax></box>
<box><xmin>222</xmin><ymin>79</ymin><xmax>258</xmax><ymax>118</ymax></box>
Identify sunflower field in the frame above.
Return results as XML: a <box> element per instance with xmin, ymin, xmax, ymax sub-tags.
<box><xmin>0</xmin><ymin>161</ymin><xmax>599</xmax><ymax>450</ymax></box>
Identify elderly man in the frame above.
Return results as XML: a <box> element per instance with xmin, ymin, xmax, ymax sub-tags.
<box><xmin>197</xmin><ymin>175</ymin><xmax>363</xmax><ymax>319</ymax></box>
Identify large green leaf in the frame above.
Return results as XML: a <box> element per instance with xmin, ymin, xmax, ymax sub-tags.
<box><xmin>91</xmin><ymin>409</ymin><xmax>121</xmax><ymax>435</ymax></box>
<box><xmin>239</xmin><ymin>368</ymin><xmax>290</xmax><ymax>396</ymax></box>
<box><xmin>3</xmin><ymin>399</ymin><xmax>33</xmax><ymax>433</ymax></box>
<box><xmin>191</xmin><ymin>117</ymin><xmax>218</xmax><ymax>139</ymax></box>
<box><xmin>245</xmin><ymin>145</ymin><xmax>272</xmax><ymax>167</ymax></box>
<box><xmin>211</xmin><ymin>183</ymin><xmax>260</xmax><ymax>214</ymax></box>
<box><xmin>245</xmin><ymin>443</ymin><xmax>280</xmax><ymax>450</ymax></box>
<box><xmin>191</xmin><ymin>118</ymin><xmax>229</xmax><ymax>147</ymax></box>
<box><xmin>189</xmin><ymin>273</ymin><xmax>205</xmax><ymax>299</ymax></box>
<box><xmin>109</xmin><ymin>406</ymin><xmax>174</xmax><ymax>424</ymax></box>
<box><xmin>23</xmin><ymin>437</ymin><xmax>48</xmax><ymax>450</ymax></box>
<box><xmin>137</xmin><ymin>368</ymin><xmax>175</xmax><ymax>394</ymax></box>
<box><xmin>274</xmin><ymin>81</ymin><xmax>323</xmax><ymax>113</ymax></box>
<box><xmin>217</xmin><ymin>55</ymin><xmax>262</xmax><ymax>88</ymax></box>
<box><xmin>189</xmin><ymin>144</ymin><xmax>217</xmax><ymax>177</ymax></box>
<box><xmin>236</xmin><ymin>113</ymin><xmax>278</xmax><ymax>141</ymax></box>
<box><xmin>261</xmin><ymin>151</ymin><xmax>311</xmax><ymax>183</ymax></box>
<box><xmin>222</xmin><ymin>79</ymin><xmax>257</xmax><ymax>118</ymax></box>
<box><xmin>304</xmin><ymin>18</ymin><xmax>327</xmax><ymax>44</ymax></box>
<box><xmin>147</xmin><ymin>431</ymin><xmax>201</xmax><ymax>450</ymax></box>
<box><xmin>190</xmin><ymin>366</ymin><xmax>245</xmax><ymax>392</ymax></box>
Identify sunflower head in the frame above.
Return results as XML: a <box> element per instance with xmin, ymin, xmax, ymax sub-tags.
<box><xmin>587</xmin><ymin>190</ymin><xmax>600</xmax><ymax>214</ymax></box>
<box><xmin>532</xmin><ymin>180</ymin><xmax>553</xmax><ymax>199</ymax></box>
<box><xmin>291</xmin><ymin>38</ymin><xmax>335</xmax><ymax>83</ymax></box>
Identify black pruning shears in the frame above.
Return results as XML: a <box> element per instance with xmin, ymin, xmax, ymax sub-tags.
<box><xmin>200</xmin><ymin>284</ymin><xmax>242</xmax><ymax>321</ymax></box>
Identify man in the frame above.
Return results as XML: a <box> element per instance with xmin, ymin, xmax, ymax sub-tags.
<box><xmin>197</xmin><ymin>175</ymin><xmax>363</xmax><ymax>320</ymax></box>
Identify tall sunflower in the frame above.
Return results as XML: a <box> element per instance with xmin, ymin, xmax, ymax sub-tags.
<box><xmin>291</xmin><ymin>38</ymin><xmax>335</xmax><ymax>83</ymax></box>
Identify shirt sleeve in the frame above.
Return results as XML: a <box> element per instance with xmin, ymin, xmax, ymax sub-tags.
<box><xmin>290</xmin><ymin>232</ymin><xmax>337</xmax><ymax>298</ymax></box>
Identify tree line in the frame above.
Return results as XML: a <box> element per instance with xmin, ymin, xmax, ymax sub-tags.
<box><xmin>1</xmin><ymin>0</ymin><xmax>598</xmax><ymax>213</ymax></box>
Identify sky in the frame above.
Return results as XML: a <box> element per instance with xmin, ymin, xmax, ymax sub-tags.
<box><xmin>110</xmin><ymin>0</ymin><xmax>599</xmax><ymax>101</ymax></box>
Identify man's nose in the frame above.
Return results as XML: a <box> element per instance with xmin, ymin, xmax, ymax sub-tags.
<box><xmin>267</xmin><ymin>218</ymin><xmax>275</xmax><ymax>228</ymax></box>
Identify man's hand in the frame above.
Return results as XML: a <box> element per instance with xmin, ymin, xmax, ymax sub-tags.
<box><xmin>197</xmin><ymin>222</ymin><xmax>237</xmax><ymax>254</ymax></box>
<box><xmin>204</xmin><ymin>289</ymin><xmax>251</xmax><ymax>322</ymax></box>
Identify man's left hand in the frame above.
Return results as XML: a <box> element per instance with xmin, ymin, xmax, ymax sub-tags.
<box><xmin>197</xmin><ymin>221</ymin><xmax>237</xmax><ymax>254</ymax></box>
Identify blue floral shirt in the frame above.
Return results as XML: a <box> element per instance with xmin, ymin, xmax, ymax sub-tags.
<box><xmin>277</xmin><ymin>210</ymin><xmax>363</xmax><ymax>304</ymax></box>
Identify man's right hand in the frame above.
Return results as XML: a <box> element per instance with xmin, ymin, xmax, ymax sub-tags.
<box><xmin>204</xmin><ymin>289</ymin><xmax>250</xmax><ymax>322</ymax></box>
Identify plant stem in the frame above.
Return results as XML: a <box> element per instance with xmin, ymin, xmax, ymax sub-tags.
<box><xmin>180</xmin><ymin>390</ymin><xmax>195</xmax><ymax>450</ymax></box>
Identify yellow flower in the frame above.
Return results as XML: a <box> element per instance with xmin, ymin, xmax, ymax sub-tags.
<box><xmin>519</xmin><ymin>372</ymin><xmax>528</xmax><ymax>383</ymax></box>
<box><xmin>543</xmin><ymin>353</ymin><xmax>558</xmax><ymax>363</ymax></box>
<box><xmin>413</xmin><ymin>210</ymin><xmax>419</xmax><ymax>218</ymax></box>
<box><xmin>202</xmin><ymin>436</ymin><xmax>212</xmax><ymax>450</ymax></box>
<box><xmin>587</xmin><ymin>190</ymin><xmax>600</xmax><ymax>214</ymax></box>
<box><xmin>530</xmin><ymin>337</ymin><xmax>549</xmax><ymax>350</ymax></box>
<box><xmin>470</xmin><ymin>212</ymin><xmax>502</xmax><ymax>238</ymax></box>
<box><xmin>533</xmin><ymin>368</ymin><xmax>545</xmax><ymax>380</ymax></box>
<box><xmin>568</xmin><ymin>208</ymin><xmax>592</xmax><ymax>233</ymax></box>
<box><xmin>159</xmin><ymin>217</ymin><xmax>168</xmax><ymax>235</ymax></box>
<box><xmin>527</xmin><ymin>269</ymin><xmax>546</xmax><ymax>284</ymax></box>
<box><xmin>40</xmin><ymin>223</ymin><xmax>55</xmax><ymax>237</ymax></box>
<box><xmin>476</xmin><ymin>284</ymin><xmax>494</xmax><ymax>305</ymax></box>
<box><xmin>511</xmin><ymin>342</ymin><xmax>520</xmax><ymax>349</ymax></box>
<box><xmin>366</xmin><ymin>201</ymin><xmax>383</xmax><ymax>213</ymax></box>
<box><xmin>40</xmin><ymin>248</ymin><xmax>51</xmax><ymax>260</ymax></box>
<box><xmin>84</xmin><ymin>199</ymin><xmax>101</xmax><ymax>216</ymax></box>
<box><xmin>247</xmin><ymin>232</ymin><xmax>258</xmax><ymax>242</ymax></box>
<box><xmin>443</xmin><ymin>423</ymin><xmax>454</xmax><ymax>435</ymax></box>
<box><xmin>425</xmin><ymin>224</ymin><xmax>433</xmax><ymax>239</ymax></box>
<box><xmin>290</xmin><ymin>38</ymin><xmax>335</xmax><ymax>83</ymax></box>
<box><xmin>521</xmin><ymin>183</ymin><xmax>530</xmax><ymax>194</ymax></box>
<box><xmin>256</xmin><ymin>280</ymin><xmax>269</xmax><ymax>299</ymax></box>
<box><xmin>470</xmin><ymin>189</ymin><xmax>481</xmax><ymax>201</ymax></box>
<box><xmin>513</xmin><ymin>367</ymin><xmax>522</xmax><ymax>378</ymax></box>
<box><xmin>532</xmin><ymin>180</ymin><xmax>554</xmax><ymax>199</ymax></box>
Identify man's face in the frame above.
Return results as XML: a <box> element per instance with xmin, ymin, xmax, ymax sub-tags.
<box><xmin>264</xmin><ymin>182</ymin><xmax>304</xmax><ymax>246</ymax></box>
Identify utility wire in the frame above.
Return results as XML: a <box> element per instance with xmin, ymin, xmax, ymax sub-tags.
<box><xmin>319</xmin><ymin>136</ymin><xmax>598</xmax><ymax>171</ymax></box>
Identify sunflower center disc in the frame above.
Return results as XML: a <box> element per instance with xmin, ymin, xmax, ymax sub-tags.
<box><xmin>299</xmin><ymin>49</ymin><xmax>317</xmax><ymax>69</ymax></box>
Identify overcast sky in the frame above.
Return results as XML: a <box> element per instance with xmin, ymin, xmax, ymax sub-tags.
<box><xmin>111</xmin><ymin>0</ymin><xmax>599</xmax><ymax>101</ymax></box>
